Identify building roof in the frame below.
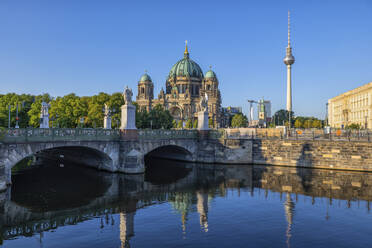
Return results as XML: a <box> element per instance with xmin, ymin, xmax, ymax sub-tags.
<box><xmin>168</xmin><ymin>46</ymin><xmax>204</xmax><ymax>79</ymax></box>
<box><xmin>205</xmin><ymin>70</ymin><xmax>216</xmax><ymax>78</ymax></box>
<box><xmin>140</xmin><ymin>73</ymin><xmax>152</xmax><ymax>82</ymax></box>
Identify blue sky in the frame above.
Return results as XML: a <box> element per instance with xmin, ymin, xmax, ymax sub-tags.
<box><xmin>0</xmin><ymin>0</ymin><xmax>371</xmax><ymax>118</ymax></box>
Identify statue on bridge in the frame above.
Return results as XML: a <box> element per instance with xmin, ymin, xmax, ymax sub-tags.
<box><xmin>198</xmin><ymin>93</ymin><xmax>209</xmax><ymax>130</ymax></box>
<box><xmin>104</xmin><ymin>104</ymin><xmax>112</xmax><ymax>129</ymax></box>
<box><xmin>123</xmin><ymin>86</ymin><xmax>133</xmax><ymax>105</ymax></box>
<box><xmin>121</xmin><ymin>86</ymin><xmax>136</xmax><ymax>130</ymax></box>
<box><xmin>199</xmin><ymin>92</ymin><xmax>208</xmax><ymax>112</ymax></box>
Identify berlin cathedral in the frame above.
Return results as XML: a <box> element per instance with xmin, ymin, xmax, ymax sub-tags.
<box><xmin>136</xmin><ymin>43</ymin><xmax>222</xmax><ymax>127</ymax></box>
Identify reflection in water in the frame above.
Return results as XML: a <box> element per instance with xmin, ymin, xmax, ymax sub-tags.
<box><xmin>197</xmin><ymin>190</ymin><xmax>209</xmax><ymax>232</ymax></box>
<box><xmin>2</xmin><ymin>160</ymin><xmax>372</xmax><ymax>247</ymax></box>
<box><xmin>120</xmin><ymin>212</ymin><xmax>135</xmax><ymax>248</ymax></box>
<box><xmin>284</xmin><ymin>193</ymin><xmax>295</xmax><ymax>248</ymax></box>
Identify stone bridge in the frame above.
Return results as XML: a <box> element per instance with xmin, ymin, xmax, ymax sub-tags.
<box><xmin>0</xmin><ymin>128</ymin><xmax>253</xmax><ymax>191</ymax></box>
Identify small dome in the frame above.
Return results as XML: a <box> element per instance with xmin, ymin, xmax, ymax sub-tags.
<box><xmin>140</xmin><ymin>73</ymin><xmax>152</xmax><ymax>82</ymax></box>
<box><xmin>205</xmin><ymin>70</ymin><xmax>216</xmax><ymax>78</ymax></box>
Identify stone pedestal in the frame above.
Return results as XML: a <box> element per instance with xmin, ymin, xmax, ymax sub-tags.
<box><xmin>121</xmin><ymin>104</ymin><xmax>136</xmax><ymax>130</ymax></box>
<box><xmin>104</xmin><ymin>116</ymin><xmax>111</xmax><ymax>129</ymax></box>
<box><xmin>198</xmin><ymin>111</ymin><xmax>209</xmax><ymax>130</ymax></box>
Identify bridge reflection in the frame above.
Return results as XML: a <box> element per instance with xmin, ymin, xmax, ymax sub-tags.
<box><xmin>1</xmin><ymin>163</ymin><xmax>372</xmax><ymax>247</ymax></box>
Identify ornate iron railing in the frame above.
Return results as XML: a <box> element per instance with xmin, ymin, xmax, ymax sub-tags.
<box><xmin>138</xmin><ymin>129</ymin><xmax>198</xmax><ymax>140</ymax></box>
<box><xmin>0</xmin><ymin>128</ymin><xmax>228</xmax><ymax>143</ymax></box>
<box><xmin>0</xmin><ymin>128</ymin><xmax>120</xmax><ymax>143</ymax></box>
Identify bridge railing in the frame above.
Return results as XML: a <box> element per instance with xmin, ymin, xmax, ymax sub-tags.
<box><xmin>138</xmin><ymin>129</ymin><xmax>198</xmax><ymax>140</ymax></box>
<box><xmin>0</xmin><ymin>128</ymin><xmax>120</xmax><ymax>143</ymax></box>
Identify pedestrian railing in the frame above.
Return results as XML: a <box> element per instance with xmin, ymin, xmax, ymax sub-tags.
<box><xmin>223</xmin><ymin>128</ymin><xmax>372</xmax><ymax>142</ymax></box>
<box><xmin>0</xmin><ymin>128</ymin><xmax>120</xmax><ymax>143</ymax></box>
<box><xmin>138</xmin><ymin>129</ymin><xmax>198</xmax><ymax>140</ymax></box>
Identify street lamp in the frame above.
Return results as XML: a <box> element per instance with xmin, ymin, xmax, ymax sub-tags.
<box><xmin>8</xmin><ymin>105</ymin><xmax>12</xmax><ymax>129</ymax></box>
<box><xmin>80</xmin><ymin>117</ymin><xmax>85</xmax><ymax>128</ymax></box>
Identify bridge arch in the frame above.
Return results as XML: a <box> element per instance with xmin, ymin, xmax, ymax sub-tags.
<box><xmin>2</xmin><ymin>141</ymin><xmax>120</xmax><ymax>185</ymax></box>
<box><xmin>145</xmin><ymin>145</ymin><xmax>193</xmax><ymax>162</ymax></box>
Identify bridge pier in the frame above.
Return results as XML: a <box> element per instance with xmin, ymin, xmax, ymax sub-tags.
<box><xmin>0</xmin><ymin>164</ymin><xmax>6</xmax><ymax>191</ymax></box>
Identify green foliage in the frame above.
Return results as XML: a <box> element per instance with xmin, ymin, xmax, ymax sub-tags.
<box><xmin>172</xmin><ymin>120</ymin><xmax>178</xmax><ymax>128</ymax></box>
<box><xmin>0</xmin><ymin>93</ymin><xmax>176</xmax><ymax>129</ymax></box>
<box><xmin>208</xmin><ymin>118</ymin><xmax>214</xmax><ymax>128</ymax></box>
<box><xmin>294</xmin><ymin>118</ymin><xmax>303</xmax><ymax>128</ymax></box>
<box><xmin>346</xmin><ymin>123</ymin><xmax>361</xmax><ymax>130</ymax></box>
<box><xmin>177</xmin><ymin>120</ymin><xmax>183</xmax><ymax>129</ymax></box>
<box><xmin>0</xmin><ymin>92</ymin><xmax>124</xmax><ymax>129</ymax></box>
<box><xmin>293</xmin><ymin>116</ymin><xmax>323</xmax><ymax>129</ymax></box>
<box><xmin>135</xmin><ymin>104</ymin><xmax>174</xmax><ymax>129</ymax></box>
<box><xmin>185</xmin><ymin>119</ymin><xmax>193</xmax><ymax>129</ymax></box>
<box><xmin>193</xmin><ymin>120</ymin><xmax>198</xmax><ymax>129</ymax></box>
<box><xmin>273</xmin><ymin>109</ymin><xmax>294</xmax><ymax>126</ymax></box>
<box><xmin>231</xmin><ymin>113</ymin><xmax>248</xmax><ymax>128</ymax></box>
<box><xmin>0</xmin><ymin>93</ymin><xmax>49</xmax><ymax>128</ymax></box>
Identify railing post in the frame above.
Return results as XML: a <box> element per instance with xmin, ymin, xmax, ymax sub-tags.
<box><xmin>368</xmin><ymin>131</ymin><xmax>370</xmax><ymax>142</ymax></box>
<box><xmin>312</xmin><ymin>130</ymin><xmax>315</xmax><ymax>141</ymax></box>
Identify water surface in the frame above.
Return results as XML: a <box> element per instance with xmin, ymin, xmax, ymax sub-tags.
<box><xmin>1</xmin><ymin>159</ymin><xmax>372</xmax><ymax>248</ymax></box>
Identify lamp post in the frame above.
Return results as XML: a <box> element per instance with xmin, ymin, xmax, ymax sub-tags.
<box><xmin>8</xmin><ymin>105</ymin><xmax>12</xmax><ymax>128</ymax></box>
<box><xmin>15</xmin><ymin>104</ymin><xmax>19</xmax><ymax>129</ymax></box>
<box><xmin>80</xmin><ymin>117</ymin><xmax>85</xmax><ymax>128</ymax></box>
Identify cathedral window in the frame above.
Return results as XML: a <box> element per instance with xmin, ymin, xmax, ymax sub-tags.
<box><xmin>141</xmin><ymin>88</ymin><xmax>144</xmax><ymax>94</ymax></box>
<box><xmin>207</xmin><ymin>85</ymin><xmax>211</xmax><ymax>91</ymax></box>
<box><xmin>196</xmin><ymin>86</ymin><xmax>199</xmax><ymax>95</ymax></box>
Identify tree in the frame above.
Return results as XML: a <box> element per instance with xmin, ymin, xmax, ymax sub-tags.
<box><xmin>231</xmin><ymin>113</ymin><xmax>248</xmax><ymax>128</ymax></box>
<box><xmin>185</xmin><ymin>119</ymin><xmax>193</xmax><ymax>129</ymax></box>
<box><xmin>273</xmin><ymin>109</ymin><xmax>294</xmax><ymax>126</ymax></box>
<box><xmin>347</xmin><ymin>123</ymin><xmax>360</xmax><ymax>130</ymax></box>
<box><xmin>304</xmin><ymin>119</ymin><xmax>313</xmax><ymax>129</ymax></box>
<box><xmin>208</xmin><ymin>118</ymin><xmax>214</xmax><ymax>128</ymax></box>
<box><xmin>172</xmin><ymin>120</ymin><xmax>178</xmax><ymax>128</ymax></box>
<box><xmin>312</xmin><ymin>119</ymin><xmax>323</xmax><ymax>128</ymax></box>
<box><xmin>193</xmin><ymin>119</ymin><xmax>198</xmax><ymax>129</ymax></box>
<box><xmin>294</xmin><ymin>118</ymin><xmax>304</xmax><ymax>128</ymax></box>
<box><xmin>177</xmin><ymin>120</ymin><xmax>183</xmax><ymax>129</ymax></box>
<box><xmin>148</xmin><ymin>104</ymin><xmax>173</xmax><ymax>129</ymax></box>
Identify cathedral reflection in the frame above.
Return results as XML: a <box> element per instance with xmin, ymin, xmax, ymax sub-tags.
<box><xmin>3</xmin><ymin>163</ymin><xmax>372</xmax><ymax>245</ymax></box>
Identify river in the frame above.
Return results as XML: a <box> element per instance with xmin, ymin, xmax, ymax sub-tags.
<box><xmin>1</xmin><ymin>158</ymin><xmax>372</xmax><ymax>248</ymax></box>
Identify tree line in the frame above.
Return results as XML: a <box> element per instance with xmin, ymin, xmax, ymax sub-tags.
<box><xmin>0</xmin><ymin>92</ymin><xmax>171</xmax><ymax>129</ymax></box>
<box><xmin>0</xmin><ymin>93</ymin><xmax>326</xmax><ymax>129</ymax></box>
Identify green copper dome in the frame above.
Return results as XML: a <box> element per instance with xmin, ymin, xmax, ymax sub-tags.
<box><xmin>168</xmin><ymin>58</ymin><xmax>203</xmax><ymax>79</ymax></box>
<box><xmin>205</xmin><ymin>70</ymin><xmax>216</xmax><ymax>78</ymax></box>
<box><xmin>140</xmin><ymin>73</ymin><xmax>152</xmax><ymax>82</ymax></box>
<box><xmin>168</xmin><ymin>46</ymin><xmax>203</xmax><ymax>79</ymax></box>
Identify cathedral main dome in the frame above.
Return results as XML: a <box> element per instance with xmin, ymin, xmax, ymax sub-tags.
<box><xmin>168</xmin><ymin>45</ymin><xmax>203</xmax><ymax>79</ymax></box>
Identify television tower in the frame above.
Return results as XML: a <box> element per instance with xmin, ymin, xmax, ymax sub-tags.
<box><xmin>283</xmin><ymin>11</ymin><xmax>295</xmax><ymax>121</ymax></box>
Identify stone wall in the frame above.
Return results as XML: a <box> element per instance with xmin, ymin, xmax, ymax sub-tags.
<box><xmin>253</xmin><ymin>139</ymin><xmax>372</xmax><ymax>171</ymax></box>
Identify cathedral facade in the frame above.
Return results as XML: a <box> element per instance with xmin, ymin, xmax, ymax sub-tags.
<box><xmin>136</xmin><ymin>44</ymin><xmax>222</xmax><ymax>127</ymax></box>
